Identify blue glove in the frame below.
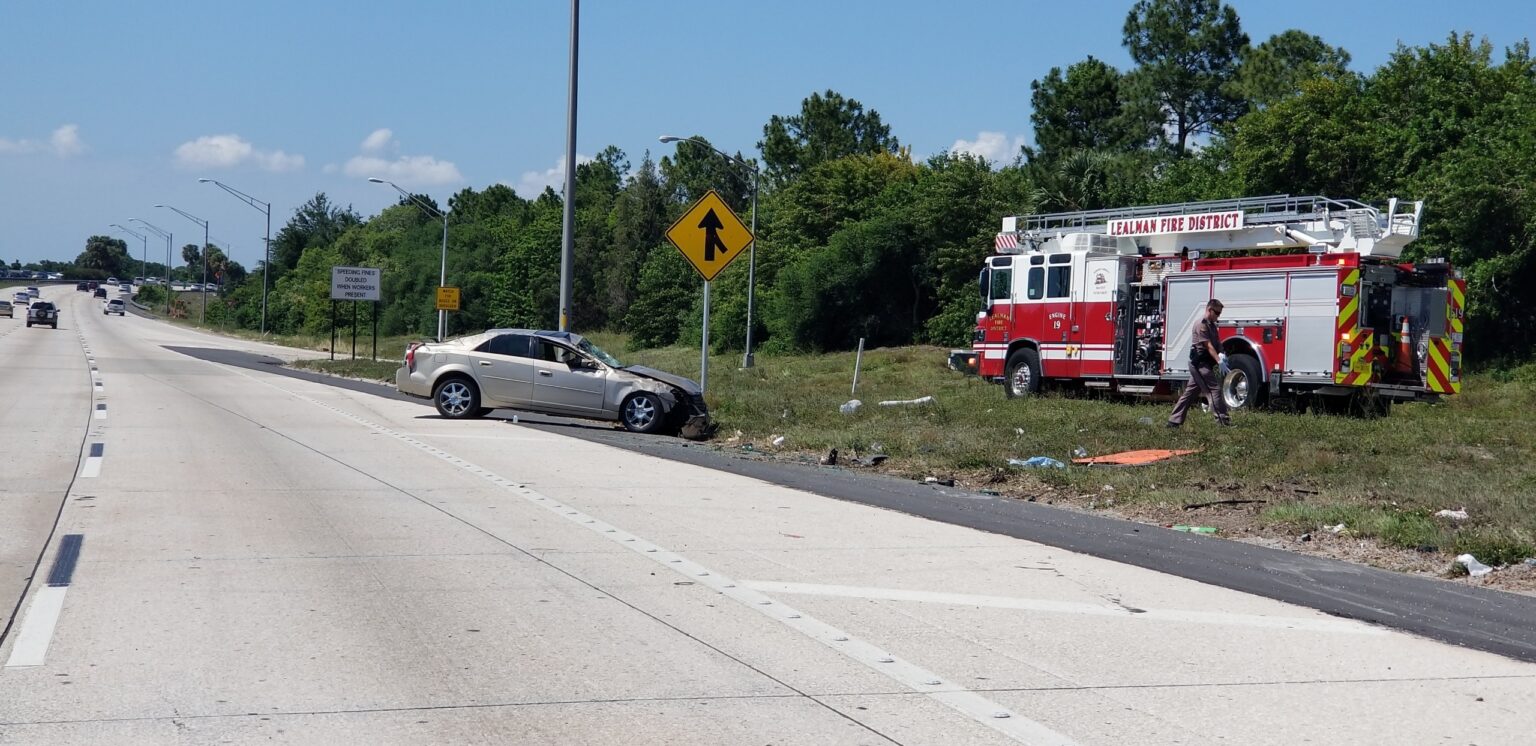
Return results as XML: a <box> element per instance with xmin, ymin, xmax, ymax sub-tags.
<box><xmin>1218</xmin><ymin>352</ymin><xmax>1230</xmax><ymax>376</ymax></box>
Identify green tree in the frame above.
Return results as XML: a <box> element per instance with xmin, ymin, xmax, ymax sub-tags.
<box><xmin>182</xmin><ymin>243</ymin><xmax>203</xmax><ymax>272</ymax></box>
<box><xmin>1029</xmin><ymin>56</ymin><xmax>1159</xmax><ymax>162</ymax></box>
<box><xmin>1235</xmin><ymin>29</ymin><xmax>1351</xmax><ymax>107</ymax></box>
<box><xmin>605</xmin><ymin>154</ymin><xmax>671</xmax><ymax>326</ymax></box>
<box><xmin>1123</xmin><ymin>0</ymin><xmax>1249</xmax><ymax>154</ymax></box>
<box><xmin>271</xmin><ymin>193</ymin><xmax>362</xmax><ymax>274</ymax></box>
<box><xmin>75</xmin><ymin>236</ymin><xmax>131</xmax><ymax>276</ymax></box>
<box><xmin>760</xmin><ymin>90</ymin><xmax>900</xmax><ymax>187</ymax></box>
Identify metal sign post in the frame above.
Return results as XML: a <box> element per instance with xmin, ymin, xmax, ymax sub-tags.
<box><xmin>664</xmin><ymin>190</ymin><xmax>754</xmax><ymax>397</ymax></box>
<box><xmin>330</xmin><ymin>266</ymin><xmax>382</xmax><ymax>363</ymax></box>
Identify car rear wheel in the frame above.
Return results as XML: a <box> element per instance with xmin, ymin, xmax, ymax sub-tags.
<box><xmin>620</xmin><ymin>392</ymin><xmax>665</xmax><ymax>434</ymax></box>
<box><xmin>433</xmin><ymin>377</ymin><xmax>482</xmax><ymax>419</ymax></box>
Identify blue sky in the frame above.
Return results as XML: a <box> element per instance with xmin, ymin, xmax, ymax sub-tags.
<box><xmin>2</xmin><ymin>0</ymin><xmax>1532</xmax><ymax>267</ymax></box>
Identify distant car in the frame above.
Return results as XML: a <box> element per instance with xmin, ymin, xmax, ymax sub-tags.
<box><xmin>119</xmin><ymin>282</ymin><xmax>132</xmax><ymax>293</ymax></box>
<box><xmin>0</xmin><ymin>300</ymin><xmax>12</xmax><ymax>318</ymax></box>
<box><xmin>26</xmin><ymin>301</ymin><xmax>58</xmax><ymax>328</ymax></box>
<box><xmin>76</xmin><ymin>281</ymin><xmax>88</xmax><ymax>291</ymax></box>
<box><xmin>12</xmin><ymin>291</ymin><xmax>29</xmax><ymax>306</ymax></box>
<box><xmin>25</xmin><ymin>286</ymin><xmax>39</xmax><ymax>298</ymax></box>
<box><xmin>107</xmin><ymin>277</ymin><xmax>118</xmax><ymax>284</ymax></box>
<box><xmin>93</xmin><ymin>287</ymin><xmax>107</xmax><ymax>299</ymax></box>
<box><xmin>103</xmin><ymin>299</ymin><xmax>126</xmax><ymax>316</ymax></box>
<box><xmin>396</xmin><ymin>329</ymin><xmax>714</xmax><ymax>438</ymax></box>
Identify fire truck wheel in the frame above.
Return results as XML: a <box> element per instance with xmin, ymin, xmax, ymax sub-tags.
<box><xmin>1004</xmin><ymin>348</ymin><xmax>1041</xmax><ymax>399</ymax></box>
<box><xmin>1220</xmin><ymin>353</ymin><xmax>1265</xmax><ymax>411</ymax></box>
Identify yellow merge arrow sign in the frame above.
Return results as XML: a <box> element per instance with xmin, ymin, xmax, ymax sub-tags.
<box><xmin>665</xmin><ymin>189</ymin><xmax>753</xmax><ymax>282</ymax></box>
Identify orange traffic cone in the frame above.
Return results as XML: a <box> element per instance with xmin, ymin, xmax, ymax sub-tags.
<box><xmin>1393</xmin><ymin>316</ymin><xmax>1414</xmax><ymax>374</ymax></box>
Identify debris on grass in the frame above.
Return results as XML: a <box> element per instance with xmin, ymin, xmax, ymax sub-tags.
<box><xmin>839</xmin><ymin>399</ymin><xmax>862</xmax><ymax>414</ymax></box>
<box><xmin>819</xmin><ymin>448</ymin><xmax>838</xmax><ymax>466</ymax></box>
<box><xmin>1071</xmin><ymin>449</ymin><xmax>1200</xmax><ymax>466</ymax></box>
<box><xmin>1170</xmin><ymin>525</ymin><xmax>1218</xmax><ymax>534</ymax></box>
<box><xmin>1456</xmin><ymin>553</ymin><xmax>1494</xmax><ymax>577</ymax></box>
<box><xmin>1183</xmin><ymin>498</ymin><xmax>1268</xmax><ymax>511</ymax></box>
<box><xmin>878</xmin><ymin>395</ymin><xmax>935</xmax><ymax>407</ymax></box>
<box><xmin>1326</xmin><ymin>523</ymin><xmax>1348</xmax><ymax>534</ymax></box>
<box><xmin>1434</xmin><ymin>508</ymin><xmax>1470</xmax><ymax>520</ymax></box>
<box><xmin>923</xmin><ymin>476</ymin><xmax>956</xmax><ymax>487</ymax></box>
<box><xmin>770</xmin><ymin>435</ymin><xmax>785</xmax><ymax>448</ymax></box>
<box><xmin>1008</xmin><ymin>456</ymin><xmax>1065</xmax><ymax>469</ymax></box>
<box><xmin>857</xmin><ymin>454</ymin><xmax>889</xmax><ymax>467</ymax></box>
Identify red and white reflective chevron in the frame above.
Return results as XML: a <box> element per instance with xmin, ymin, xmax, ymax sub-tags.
<box><xmin>994</xmin><ymin>233</ymin><xmax>1018</xmax><ymax>250</ymax></box>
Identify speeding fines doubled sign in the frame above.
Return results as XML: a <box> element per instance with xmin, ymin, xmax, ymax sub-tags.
<box><xmin>330</xmin><ymin>266</ymin><xmax>382</xmax><ymax>301</ymax></box>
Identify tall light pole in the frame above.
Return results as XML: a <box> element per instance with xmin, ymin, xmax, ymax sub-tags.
<box><xmin>557</xmin><ymin>0</ymin><xmax>580</xmax><ymax>332</ymax></box>
<box><xmin>659</xmin><ymin>135</ymin><xmax>760</xmax><ymax>368</ymax></box>
<box><xmin>109</xmin><ymin>223</ymin><xmax>148</xmax><ymax>284</ymax></box>
<box><xmin>131</xmin><ymin>218</ymin><xmax>173</xmax><ymax>315</ymax></box>
<box><xmin>199</xmin><ymin>178</ymin><xmax>271</xmax><ymax>333</ymax></box>
<box><xmin>157</xmin><ymin>204</ymin><xmax>210</xmax><ymax>323</ymax></box>
<box><xmin>369</xmin><ymin>178</ymin><xmax>449</xmax><ymax>342</ymax></box>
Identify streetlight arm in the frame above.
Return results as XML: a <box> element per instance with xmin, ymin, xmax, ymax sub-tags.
<box><xmin>663</xmin><ymin>135</ymin><xmax>759</xmax><ymax>175</ymax></box>
<box><xmin>373</xmin><ymin>179</ymin><xmax>446</xmax><ymax>220</ymax></box>
<box><xmin>158</xmin><ymin>204</ymin><xmax>208</xmax><ymax>229</ymax></box>
<box><xmin>110</xmin><ymin>224</ymin><xmax>147</xmax><ymax>242</ymax></box>
<box><xmin>200</xmin><ymin>178</ymin><xmax>270</xmax><ymax>212</ymax></box>
<box><xmin>131</xmin><ymin>218</ymin><xmax>172</xmax><ymax>239</ymax></box>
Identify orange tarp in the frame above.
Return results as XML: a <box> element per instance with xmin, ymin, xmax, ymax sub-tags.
<box><xmin>1071</xmin><ymin>449</ymin><xmax>1200</xmax><ymax>466</ymax></box>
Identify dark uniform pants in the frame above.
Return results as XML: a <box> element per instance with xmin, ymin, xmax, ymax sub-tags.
<box><xmin>1168</xmin><ymin>364</ymin><xmax>1230</xmax><ymax>425</ymax></box>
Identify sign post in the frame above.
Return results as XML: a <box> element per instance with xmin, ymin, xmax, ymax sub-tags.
<box><xmin>664</xmin><ymin>190</ymin><xmax>754</xmax><ymax>394</ymax></box>
<box><xmin>330</xmin><ymin>266</ymin><xmax>382</xmax><ymax>362</ymax></box>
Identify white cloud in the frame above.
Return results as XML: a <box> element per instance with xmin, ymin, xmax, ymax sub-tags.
<box><xmin>360</xmin><ymin>128</ymin><xmax>393</xmax><ymax>152</ymax></box>
<box><xmin>0</xmin><ymin>123</ymin><xmax>86</xmax><ymax>157</ymax></box>
<box><xmin>322</xmin><ymin>163</ymin><xmax>339</xmax><ymax>174</ymax></box>
<box><xmin>344</xmin><ymin>154</ymin><xmax>462</xmax><ymax>186</ymax></box>
<box><xmin>949</xmin><ymin>131</ymin><xmax>1027</xmax><ymax>164</ymax></box>
<box><xmin>173</xmin><ymin>133</ymin><xmax>305</xmax><ymax>172</ymax></box>
<box><xmin>513</xmin><ymin>154</ymin><xmax>591</xmax><ymax>199</ymax></box>
<box><xmin>50</xmin><ymin>125</ymin><xmax>85</xmax><ymax>156</ymax></box>
<box><xmin>339</xmin><ymin>129</ymin><xmax>462</xmax><ymax>186</ymax></box>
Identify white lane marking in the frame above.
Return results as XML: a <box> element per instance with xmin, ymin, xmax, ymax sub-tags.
<box><xmin>741</xmin><ymin>581</ymin><xmax>1385</xmax><ymax>635</ymax></box>
<box><xmin>251</xmin><ymin>381</ymin><xmax>1077</xmax><ymax>745</ymax></box>
<box><xmin>4</xmin><ymin>586</ymin><xmax>68</xmax><ymax>667</ymax></box>
<box><xmin>80</xmin><ymin>446</ymin><xmax>103</xmax><ymax>478</ymax></box>
<box><xmin>94</xmin><ymin>407</ymin><xmax>106</xmax><ymax>420</ymax></box>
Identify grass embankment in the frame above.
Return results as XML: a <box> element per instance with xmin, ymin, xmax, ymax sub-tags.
<box><xmin>591</xmin><ymin>333</ymin><xmax>1535</xmax><ymax>567</ymax></box>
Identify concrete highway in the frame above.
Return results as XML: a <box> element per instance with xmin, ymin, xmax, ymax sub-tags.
<box><xmin>1</xmin><ymin>286</ymin><xmax>1532</xmax><ymax>745</ymax></box>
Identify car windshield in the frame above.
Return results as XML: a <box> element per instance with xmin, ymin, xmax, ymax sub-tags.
<box><xmin>576</xmin><ymin>338</ymin><xmax>624</xmax><ymax>368</ymax></box>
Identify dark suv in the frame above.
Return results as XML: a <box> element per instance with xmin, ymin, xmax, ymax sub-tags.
<box><xmin>27</xmin><ymin>301</ymin><xmax>59</xmax><ymax>329</ymax></box>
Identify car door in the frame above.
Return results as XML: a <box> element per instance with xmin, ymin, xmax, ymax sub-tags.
<box><xmin>530</xmin><ymin>340</ymin><xmax>607</xmax><ymax>415</ymax></box>
<box><xmin>469</xmin><ymin>333</ymin><xmax>536</xmax><ymax>407</ymax></box>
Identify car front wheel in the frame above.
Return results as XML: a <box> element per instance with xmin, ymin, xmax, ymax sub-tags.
<box><xmin>620</xmin><ymin>392</ymin><xmax>665</xmax><ymax>434</ymax></box>
<box><xmin>433</xmin><ymin>377</ymin><xmax>482</xmax><ymax>419</ymax></box>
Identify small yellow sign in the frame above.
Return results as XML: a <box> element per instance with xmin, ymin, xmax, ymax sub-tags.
<box><xmin>436</xmin><ymin>286</ymin><xmax>461</xmax><ymax>311</ymax></box>
<box><xmin>664</xmin><ymin>189</ymin><xmax>754</xmax><ymax>282</ymax></box>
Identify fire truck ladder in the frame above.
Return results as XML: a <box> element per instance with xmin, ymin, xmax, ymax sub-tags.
<box><xmin>1000</xmin><ymin>194</ymin><xmax>1423</xmax><ymax>256</ymax></box>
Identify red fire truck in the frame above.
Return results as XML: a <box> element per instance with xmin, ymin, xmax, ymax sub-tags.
<box><xmin>969</xmin><ymin>195</ymin><xmax>1465</xmax><ymax>413</ymax></box>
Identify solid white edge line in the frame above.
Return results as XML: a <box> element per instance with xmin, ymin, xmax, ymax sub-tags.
<box><xmin>223</xmin><ymin>368</ymin><xmax>1078</xmax><ymax>746</ymax></box>
<box><xmin>4</xmin><ymin>586</ymin><xmax>68</xmax><ymax>667</ymax></box>
<box><xmin>741</xmin><ymin>581</ymin><xmax>1384</xmax><ymax>635</ymax></box>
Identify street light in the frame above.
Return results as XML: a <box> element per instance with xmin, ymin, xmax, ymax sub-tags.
<box><xmin>131</xmin><ymin>218</ymin><xmax>173</xmax><ymax>315</ymax></box>
<box><xmin>156</xmin><ymin>204</ymin><xmax>210</xmax><ymax>323</ymax></box>
<box><xmin>199</xmin><ymin>178</ymin><xmax>271</xmax><ymax>334</ymax></box>
<box><xmin>369</xmin><ymin>177</ymin><xmax>449</xmax><ymax>342</ymax></box>
<box><xmin>659</xmin><ymin>135</ymin><xmax>760</xmax><ymax>369</ymax></box>
<box><xmin>109</xmin><ymin>223</ymin><xmax>148</xmax><ymax>284</ymax></box>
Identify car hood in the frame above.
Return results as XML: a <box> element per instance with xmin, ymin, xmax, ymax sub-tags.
<box><xmin>622</xmin><ymin>365</ymin><xmax>702</xmax><ymax>397</ymax></box>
